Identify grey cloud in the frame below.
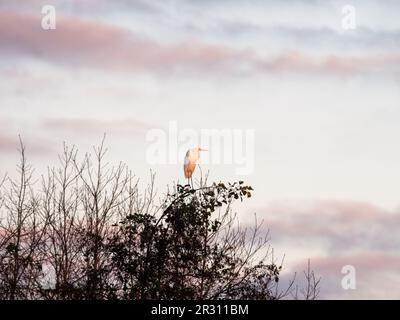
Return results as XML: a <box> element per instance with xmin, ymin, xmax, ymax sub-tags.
<box><xmin>251</xmin><ymin>199</ymin><xmax>400</xmax><ymax>298</ymax></box>
<box><xmin>256</xmin><ymin>199</ymin><xmax>400</xmax><ymax>254</ymax></box>
<box><xmin>42</xmin><ymin>118</ymin><xmax>153</xmax><ymax>136</ymax></box>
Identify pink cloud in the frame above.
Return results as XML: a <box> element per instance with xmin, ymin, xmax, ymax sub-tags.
<box><xmin>253</xmin><ymin>199</ymin><xmax>400</xmax><ymax>298</ymax></box>
<box><xmin>42</xmin><ymin>118</ymin><xmax>152</xmax><ymax>136</ymax></box>
<box><xmin>256</xmin><ymin>50</ymin><xmax>400</xmax><ymax>74</ymax></box>
<box><xmin>0</xmin><ymin>133</ymin><xmax>18</xmax><ymax>152</ymax></box>
<box><xmin>1</xmin><ymin>11</ymin><xmax>399</xmax><ymax>75</ymax></box>
<box><xmin>0</xmin><ymin>132</ymin><xmax>54</xmax><ymax>155</ymax></box>
<box><xmin>254</xmin><ymin>198</ymin><xmax>400</xmax><ymax>253</ymax></box>
<box><xmin>0</xmin><ymin>118</ymin><xmax>54</xmax><ymax>155</ymax></box>
<box><xmin>291</xmin><ymin>253</ymin><xmax>400</xmax><ymax>299</ymax></box>
<box><xmin>0</xmin><ymin>11</ymin><xmax>241</xmax><ymax>71</ymax></box>
<box><xmin>302</xmin><ymin>253</ymin><xmax>400</xmax><ymax>273</ymax></box>
<box><xmin>264</xmin><ymin>198</ymin><xmax>389</xmax><ymax>222</ymax></box>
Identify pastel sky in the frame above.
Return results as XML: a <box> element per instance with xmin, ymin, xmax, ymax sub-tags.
<box><xmin>1</xmin><ymin>0</ymin><xmax>400</xmax><ymax>299</ymax></box>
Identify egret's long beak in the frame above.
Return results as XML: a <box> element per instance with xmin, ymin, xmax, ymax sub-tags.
<box><xmin>199</xmin><ymin>148</ymin><xmax>208</xmax><ymax>152</ymax></box>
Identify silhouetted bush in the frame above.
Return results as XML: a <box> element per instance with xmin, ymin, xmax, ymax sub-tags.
<box><xmin>0</xmin><ymin>140</ymin><xmax>319</xmax><ymax>300</ymax></box>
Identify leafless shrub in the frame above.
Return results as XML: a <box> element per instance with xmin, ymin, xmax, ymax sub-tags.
<box><xmin>0</xmin><ymin>139</ymin><xmax>320</xmax><ymax>300</ymax></box>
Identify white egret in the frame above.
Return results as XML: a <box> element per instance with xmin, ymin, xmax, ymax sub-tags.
<box><xmin>183</xmin><ymin>147</ymin><xmax>207</xmax><ymax>187</ymax></box>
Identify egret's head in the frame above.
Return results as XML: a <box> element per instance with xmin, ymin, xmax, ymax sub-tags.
<box><xmin>189</xmin><ymin>147</ymin><xmax>207</xmax><ymax>160</ymax></box>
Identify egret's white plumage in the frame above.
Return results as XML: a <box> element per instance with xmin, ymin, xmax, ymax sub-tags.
<box><xmin>183</xmin><ymin>147</ymin><xmax>207</xmax><ymax>182</ymax></box>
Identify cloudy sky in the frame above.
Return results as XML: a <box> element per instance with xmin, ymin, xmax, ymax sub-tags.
<box><xmin>1</xmin><ymin>0</ymin><xmax>400</xmax><ymax>299</ymax></box>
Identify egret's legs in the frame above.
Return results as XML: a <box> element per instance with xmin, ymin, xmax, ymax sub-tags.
<box><xmin>198</xmin><ymin>164</ymin><xmax>203</xmax><ymax>187</ymax></box>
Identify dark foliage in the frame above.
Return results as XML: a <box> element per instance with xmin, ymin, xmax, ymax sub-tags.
<box><xmin>0</xmin><ymin>140</ymin><xmax>319</xmax><ymax>300</ymax></box>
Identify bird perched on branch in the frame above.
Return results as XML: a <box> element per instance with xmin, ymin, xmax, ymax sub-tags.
<box><xmin>184</xmin><ymin>147</ymin><xmax>207</xmax><ymax>187</ymax></box>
